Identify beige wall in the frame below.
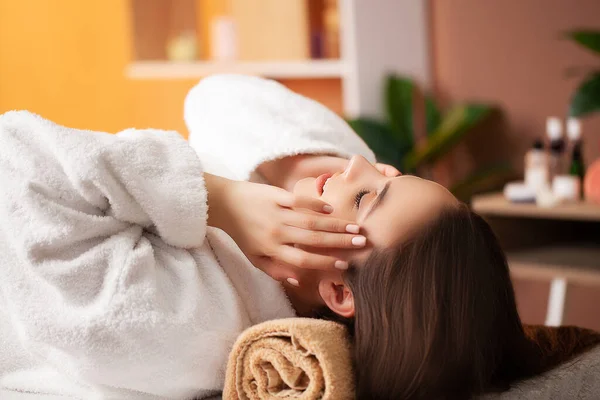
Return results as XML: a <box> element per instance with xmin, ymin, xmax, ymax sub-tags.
<box><xmin>431</xmin><ymin>0</ymin><xmax>600</xmax><ymax>330</ymax></box>
<box><xmin>432</xmin><ymin>0</ymin><xmax>600</xmax><ymax>175</ymax></box>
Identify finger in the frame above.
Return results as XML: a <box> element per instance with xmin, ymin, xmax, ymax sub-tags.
<box><xmin>283</xmin><ymin>211</ymin><xmax>360</xmax><ymax>233</ymax></box>
<box><xmin>250</xmin><ymin>256</ymin><xmax>301</xmax><ymax>282</ymax></box>
<box><xmin>281</xmin><ymin>226</ymin><xmax>366</xmax><ymax>249</ymax></box>
<box><xmin>375</xmin><ymin>163</ymin><xmax>401</xmax><ymax>177</ymax></box>
<box><xmin>288</xmin><ymin>195</ymin><xmax>334</xmax><ymax>214</ymax></box>
<box><xmin>277</xmin><ymin>246</ymin><xmax>349</xmax><ymax>271</ymax></box>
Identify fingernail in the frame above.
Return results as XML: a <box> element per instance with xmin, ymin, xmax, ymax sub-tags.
<box><xmin>346</xmin><ymin>224</ymin><xmax>360</xmax><ymax>234</ymax></box>
<box><xmin>286</xmin><ymin>278</ymin><xmax>300</xmax><ymax>287</ymax></box>
<box><xmin>322</xmin><ymin>205</ymin><xmax>334</xmax><ymax>213</ymax></box>
<box><xmin>335</xmin><ymin>260</ymin><xmax>349</xmax><ymax>270</ymax></box>
<box><xmin>352</xmin><ymin>236</ymin><xmax>367</xmax><ymax>247</ymax></box>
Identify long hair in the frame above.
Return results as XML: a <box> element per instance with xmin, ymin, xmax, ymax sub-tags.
<box><xmin>323</xmin><ymin>204</ymin><xmax>599</xmax><ymax>399</ymax></box>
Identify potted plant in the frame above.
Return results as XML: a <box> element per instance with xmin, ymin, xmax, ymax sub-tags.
<box><xmin>566</xmin><ymin>30</ymin><xmax>600</xmax><ymax>118</ymax></box>
<box><xmin>348</xmin><ymin>74</ymin><xmax>512</xmax><ymax>201</ymax></box>
<box><xmin>566</xmin><ymin>30</ymin><xmax>600</xmax><ymax>204</ymax></box>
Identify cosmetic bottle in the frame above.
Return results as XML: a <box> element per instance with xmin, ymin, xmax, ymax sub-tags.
<box><xmin>567</xmin><ymin>118</ymin><xmax>585</xmax><ymax>184</ymax></box>
<box><xmin>524</xmin><ymin>139</ymin><xmax>549</xmax><ymax>192</ymax></box>
<box><xmin>546</xmin><ymin>117</ymin><xmax>565</xmax><ymax>181</ymax></box>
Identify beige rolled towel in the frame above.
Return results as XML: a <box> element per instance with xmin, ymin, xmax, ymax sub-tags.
<box><xmin>223</xmin><ymin>318</ymin><xmax>354</xmax><ymax>400</ymax></box>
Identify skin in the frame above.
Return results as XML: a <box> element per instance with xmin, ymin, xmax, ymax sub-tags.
<box><xmin>283</xmin><ymin>155</ymin><xmax>458</xmax><ymax>318</ymax></box>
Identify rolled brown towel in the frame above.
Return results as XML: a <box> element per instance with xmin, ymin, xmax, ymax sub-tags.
<box><xmin>223</xmin><ymin>318</ymin><xmax>354</xmax><ymax>400</ymax></box>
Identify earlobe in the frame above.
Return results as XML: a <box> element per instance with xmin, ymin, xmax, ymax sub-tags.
<box><xmin>318</xmin><ymin>280</ymin><xmax>355</xmax><ymax>318</ymax></box>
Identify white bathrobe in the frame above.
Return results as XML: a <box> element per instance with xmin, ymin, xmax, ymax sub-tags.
<box><xmin>0</xmin><ymin>75</ymin><xmax>375</xmax><ymax>400</ymax></box>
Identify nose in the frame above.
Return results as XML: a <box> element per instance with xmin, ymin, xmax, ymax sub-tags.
<box><xmin>343</xmin><ymin>155</ymin><xmax>376</xmax><ymax>181</ymax></box>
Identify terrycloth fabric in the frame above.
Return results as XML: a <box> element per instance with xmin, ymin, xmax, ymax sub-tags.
<box><xmin>184</xmin><ymin>74</ymin><xmax>376</xmax><ymax>182</ymax></box>
<box><xmin>0</xmin><ymin>75</ymin><xmax>376</xmax><ymax>399</ymax></box>
<box><xmin>0</xmin><ymin>110</ymin><xmax>295</xmax><ymax>400</ymax></box>
<box><xmin>223</xmin><ymin>318</ymin><xmax>354</xmax><ymax>400</ymax></box>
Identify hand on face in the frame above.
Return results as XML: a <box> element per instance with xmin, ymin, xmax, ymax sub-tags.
<box><xmin>207</xmin><ymin>176</ymin><xmax>373</xmax><ymax>284</ymax></box>
<box><xmin>292</xmin><ymin>155</ymin><xmax>455</xmax><ymax>260</ymax></box>
<box><xmin>260</xmin><ymin>157</ymin><xmax>400</xmax><ymax>285</ymax></box>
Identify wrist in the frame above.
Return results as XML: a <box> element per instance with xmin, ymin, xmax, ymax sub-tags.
<box><xmin>205</xmin><ymin>173</ymin><xmax>236</xmax><ymax>230</ymax></box>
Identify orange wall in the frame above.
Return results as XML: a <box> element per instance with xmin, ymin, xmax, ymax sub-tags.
<box><xmin>0</xmin><ymin>0</ymin><xmax>342</xmax><ymax>136</ymax></box>
<box><xmin>0</xmin><ymin>0</ymin><xmax>134</xmax><ymax>133</ymax></box>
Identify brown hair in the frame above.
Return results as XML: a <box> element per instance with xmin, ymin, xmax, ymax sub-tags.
<box><xmin>322</xmin><ymin>204</ymin><xmax>599</xmax><ymax>399</ymax></box>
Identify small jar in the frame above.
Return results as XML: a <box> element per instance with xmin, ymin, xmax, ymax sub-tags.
<box><xmin>552</xmin><ymin>175</ymin><xmax>581</xmax><ymax>202</ymax></box>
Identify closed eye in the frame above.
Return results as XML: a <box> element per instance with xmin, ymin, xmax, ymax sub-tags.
<box><xmin>354</xmin><ymin>189</ymin><xmax>370</xmax><ymax>209</ymax></box>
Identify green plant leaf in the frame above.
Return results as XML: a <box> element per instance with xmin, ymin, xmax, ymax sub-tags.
<box><xmin>565</xmin><ymin>30</ymin><xmax>600</xmax><ymax>55</ymax></box>
<box><xmin>425</xmin><ymin>96</ymin><xmax>442</xmax><ymax>136</ymax></box>
<box><xmin>569</xmin><ymin>72</ymin><xmax>600</xmax><ymax>118</ymax></box>
<box><xmin>385</xmin><ymin>75</ymin><xmax>414</xmax><ymax>151</ymax></box>
<box><xmin>404</xmin><ymin>104</ymin><xmax>492</xmax><ymax>170</ymax></box>
<box><xmin>347</xmin><ymin>118</ymin><xmax>405</xmax><ymax>169</ymax></box>
<box><xmin>450</xmin><ymin>163</ymin><xmax>515</xmax><ymax>203</ymax></box>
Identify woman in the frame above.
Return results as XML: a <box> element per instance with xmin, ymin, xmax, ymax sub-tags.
<box><xmin>0</xmin><ymin>75</ymin><xmax>595</xmax><ymax>400</ymax></box>
<box><xmin>185</xmin><ymin>75</ymin><xmax>600</xmax><ymax>400</ymax></box>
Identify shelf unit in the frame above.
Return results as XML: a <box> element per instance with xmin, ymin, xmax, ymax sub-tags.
<box><xmin>472</xmin><ymin>193</ymin><xmax>600</xmax><ymax>222</ymax></box>
<box><xmin>507</xmin><ymin>243</ymin><xmax>600</xmax><ymax>285</ymax></box>
<box><xmin>126</xmin><ymin>0</ymin><xmax>431</xmax><ymax>118</ymax></box>
<box><xmin>126</xmin><ymin>60</ymin><xmax>348</xmax><ymax>80</ymax></box>
<box><xmin>472</xmin><ymin>192</ymin><xmax>600</xmax><ymax>327</ymax></box>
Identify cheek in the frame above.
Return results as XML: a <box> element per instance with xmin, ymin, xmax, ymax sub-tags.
<box><xmin>293</xmin><ymin>177</ymin><xmax>318</xmax><ymax>197</ymax></box>
<box><xmin>293</xmin><ymin>177</ymin><xmax>354</xmax><ymax>221</ymax></box>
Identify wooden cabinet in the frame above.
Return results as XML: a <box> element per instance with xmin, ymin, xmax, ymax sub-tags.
<box><xmin>472</xmin><ymin>193</ymin><xmax>600</xmax><ymax>330</ymax></box>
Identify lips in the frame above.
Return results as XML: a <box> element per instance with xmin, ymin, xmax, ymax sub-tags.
<box><xmin>315</xmin><ymin>173</ymin><xmax>333</xmax><ymax>196</ymax></box>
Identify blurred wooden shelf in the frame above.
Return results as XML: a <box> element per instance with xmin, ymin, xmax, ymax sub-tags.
<box><xmin>472</xmin><ymin>192</ymin><xmax>600</xmax><ymax>222</ymax></box>
<box><xmin>126</xmin><ymin>60</ymin><xmax>348</xmax><ymax>80</ymax></box>
<box><xmin>508</xmin><ymin>243</ymin><xmax>600</xmax><ymax>286</ymax></box>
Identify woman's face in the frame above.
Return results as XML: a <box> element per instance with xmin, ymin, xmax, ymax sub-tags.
<box><xmin>288</xmin><ymin>155</ymin><xmax>458</xmax><ymax>318</ymax></box>
<box><xmin>293</xmin><ymin>155</ymin><xmax>458</xmax><ymax>257</ymax></box>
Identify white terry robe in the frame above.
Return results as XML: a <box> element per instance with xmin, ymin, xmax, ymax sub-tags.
<box><xmin>0</xmin><ymin>75</ymin><xmax>374</xmax><ymax>400</ymax></box>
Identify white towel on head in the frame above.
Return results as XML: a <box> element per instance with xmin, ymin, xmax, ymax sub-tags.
<box><xmin>184</xmin><ymin>74</ymin><xmax>376</xmax><ymax>181</ymax></box>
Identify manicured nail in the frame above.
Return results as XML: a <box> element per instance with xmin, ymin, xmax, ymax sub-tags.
<box><xmin>335</xmin><ymin>260</ymin><xmax>349</xmax><ymax>270</ymax></box>
<box><xmin>322</xmin><ymin>205</ymin><xmax>334</xmax><ymax>213</ymax></box>
<box><xmin>286</xmin><ymin>278</ymin><xmax>300</xmax><ymax>287</ymax></box>
<box><xmin>346</xmin><ymin>224</ymin><xmax>360</xmax><ymax>234</ymax></box>
<box><xmin>352</xmin><ymin>236</ymin><xmax>367</xmax><ymax>247</ymax></box>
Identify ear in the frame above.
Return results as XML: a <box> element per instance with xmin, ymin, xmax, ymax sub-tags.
<box><xmin>318</xmin><ymin>279</ymin><xmax>355</xmax><ymax>318</ymax></box>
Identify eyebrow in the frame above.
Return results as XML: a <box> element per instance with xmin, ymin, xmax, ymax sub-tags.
<box><xmin>365</xmin><ymin>180</ymin><xmax>392</xmax><ymax>219</ymax></box>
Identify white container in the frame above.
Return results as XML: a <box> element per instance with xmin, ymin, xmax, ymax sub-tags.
<box><xmin>552</xmin><ymin>175</ymin><xmax>581</xmax><ymax>202</ymax></box>
<box><xmin>524</xmin><ymin>140</ymin><xmax>549</xmax><ymax>192</ymax></box>
<box><xmin>536</xmin><ymin>185</ymin><xmax>559</xmax><ymax>208</ymax></box>
<box><xmin>504</xmin><ymin>181</ymin><xmax>536</xmax><ymax>203</ymax></box>
<box><xmin>566</xmin><ymin>118</ymin><xmax>582</xmax><ymax>141</ymax></box>
<box><xmin>211</xmin><ymin>17</ymin><xmax>238</xmax><ymax>61</ymax></box>
<box><xmin>546</xmin><ymin>117</ymin><xmax>565</xmax><ymax>179</ymax></box>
